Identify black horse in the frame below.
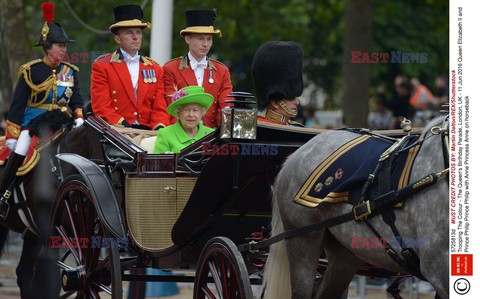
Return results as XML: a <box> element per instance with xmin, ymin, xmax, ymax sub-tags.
<box><xmin>0</xmin><ymin>124</ymin><xmax>89</xmax><ymax>297</ymax></box>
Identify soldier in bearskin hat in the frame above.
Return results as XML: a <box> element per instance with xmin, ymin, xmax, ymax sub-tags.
<box><xmin>252</xmin><ymin>41</ymin><xmax>304</xmax><ymax>126</ymax></box>
<box><xmin>90</xmin><ymin>4</ymin><xmax>170</xmax><ymax>130</ymax></box>
<box><xmin>0</xmin><ymin>2</ymin><xmax>84</xmax><ymax>204</ymax></box>
<box><xmin>163</xmin><ymin>9</ymin><xmax>233</xmax><ymax>128</ymax></box>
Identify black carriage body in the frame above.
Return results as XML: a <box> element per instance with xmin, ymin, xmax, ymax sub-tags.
<box><xmin>76</xmin><ymin>116</ymin><xmax>319</xmax><ymax>270</ymax></box>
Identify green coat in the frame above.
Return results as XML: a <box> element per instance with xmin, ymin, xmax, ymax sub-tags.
<box><xmin>153</xmin><ymin>121</ymin><xmax>214</xmax><ymax>153</ymax></box>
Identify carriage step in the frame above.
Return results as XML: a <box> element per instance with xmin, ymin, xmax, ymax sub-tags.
<box><xmin>119</xmin><ymin>256</ymin><xmax>138</xmax><ymax>270</ymax></box>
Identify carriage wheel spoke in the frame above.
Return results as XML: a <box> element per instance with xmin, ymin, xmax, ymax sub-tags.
<box><xmin>91</xmin><ymin>255</ymin><xmax>109</xmax><ymax>274</ymax></box>
<box><xmin>220</xmin><ymin>256</ymin><xmax>230</xmax><ymax>299</ymax></box>
<box><xmin>227</xmin><ymin>265</ymin><xmax>236</xmax><ymax>298</ymax></box>
<box><xmin>202</xmin><ymin>286</ymin><xmax>217</xmax><ymax>299</ymax></box>
<box><xmin>64</xmin><ymin>198</ymin><xmax>84</xmax><ymax>263</ymax></box>
<box><xmin>92</xmin><ymin>280</ymin><xmax>112</xmax><ymax>295</ymax></box>
<box><xmin>56</xmin><ymin>225</ymin><xmax>81</xmax><ymax>265</ymax></box>
<box><xmin>57</xmin><ymin>260</ymin><xmax>74</xmax><ymax>270</ymax></box>
<box><xmin>208</xmin><ymin>260</ymin><xmax>224</xmax><ymax>299</ymax></box>
<box><xmin>59</xmin><ymin>291</ymin><xmax>76</xmax><ymax>299</ymax></box>
<box><xmin>80</xmin><ymin>196</ymin><xmax>100</xmax><ymax>271</ymax></box>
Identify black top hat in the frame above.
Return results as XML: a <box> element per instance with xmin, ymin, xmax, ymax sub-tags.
<box><xmin>110</xmin><ymin>4</ymin><xmax>149</xmax><ymax>33</ymax></box>
<box><xmin>251</xmin><ymin>41</ymin><xmax>304</xmax><ymax>110</ymax></box>
<box><xmin>180</xmin><ymin>9</ymin><xmax>222</xmax><ymax>37</ymax></box>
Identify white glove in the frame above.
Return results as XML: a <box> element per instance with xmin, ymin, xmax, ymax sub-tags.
<box><xmin>6</xmin><ymin>139</ymin><xmax>17</xmax><ymax>151</ymax></box>
<box><xmin>73</xmin><ymin>117</ymin><xmax>84</xmax><ymax>129</ymax></box>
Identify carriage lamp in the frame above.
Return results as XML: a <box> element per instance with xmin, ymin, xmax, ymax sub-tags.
<box><xmin>220</xmin><ymin>92</ymin><xmax>257</xmax><ymax>140</ymax></box>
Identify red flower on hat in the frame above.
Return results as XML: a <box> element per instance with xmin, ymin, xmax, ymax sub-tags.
<box><xmin>172</xmin><ymin>89</ymin><xmax>188</xmax><ymax>102</ymax></box>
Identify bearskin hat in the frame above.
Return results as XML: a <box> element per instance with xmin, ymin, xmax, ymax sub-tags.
<box><xmin>251</xmin><ymin>41</ymin><xmax>303</xmax><ymax>110</ymax></box>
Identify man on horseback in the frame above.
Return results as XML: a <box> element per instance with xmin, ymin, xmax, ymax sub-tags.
<box><xmin>252</xmin><ymin>41</ymin><xmax>304</xmax><ymax>127</ymax></box>
<box><xmin>0</xmin><ymin>2</ymin><xmax>84</xmax><ymax>217</ymax></box>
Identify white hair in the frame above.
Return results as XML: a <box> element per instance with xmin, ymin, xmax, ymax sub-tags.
<box><xmin>175</xmin><ymin>104</ymin><xmax>207</xmax><ymax>117</ymax></box>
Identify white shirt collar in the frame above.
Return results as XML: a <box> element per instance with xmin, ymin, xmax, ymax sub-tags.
<box><xmin>120</xmin><ymin>48</ymin><xmax>140</xmax><ymax>63</ymax></box>
<box><xmin>188</xmin><ymin>52</ymin><xmax>207</xmax><ymax>70</ymax></box>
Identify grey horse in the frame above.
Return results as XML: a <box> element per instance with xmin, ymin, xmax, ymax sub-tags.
<box><xmin>262</xmin><ymin>116</ymin><xmax>448</xmax><ymax>299</ymax></box>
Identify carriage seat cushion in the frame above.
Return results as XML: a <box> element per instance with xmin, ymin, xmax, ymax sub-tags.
<box><xmin>139</xmin><ymin>136</ymin><xmax>157</xmax><ymax>154</ymax></box>
<box><xmin>294</xmin><ymin>134</ymin><xmax>420</xmax><ymax>208</ymax></box>
<box><xmin>109</xmin><ymin>125</ymin><xmax>158</xmax><ymax>153</ymax></box>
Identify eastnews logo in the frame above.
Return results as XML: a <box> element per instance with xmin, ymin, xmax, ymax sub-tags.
<box><xmin>351</xmin><ymin>51</ymin><xmax>428</xmax><ymax>64</ymax></box>
<box><xmin>51</xmin><ymin>236</ymin><xmax>128</xmax><ymax>248</ymax></box>
<box><xmin>49</xmin><ymin>51</ymin><xmax>120</xmax><ymax>64</ymax></box>
<box><xmin>201</xmin><ymin>143</ymin><xmax>278</xmax><ymax>156</ymax></box>
<box><xmin>351</xmin><ymin>236</ymin><xmax>428</xmax><ymax>249</ymax></box>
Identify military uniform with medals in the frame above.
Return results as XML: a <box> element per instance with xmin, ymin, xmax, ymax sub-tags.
<box><xmin>0</xmin><ymin>2</ymin><xmax>84</xmax><ymax>216</ymax></box>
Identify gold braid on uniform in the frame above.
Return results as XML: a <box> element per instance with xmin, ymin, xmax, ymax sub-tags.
<box><xmin>18</xmin><ymin>57</ymin><xmax>57</xmax><ymax>107</ymax></box>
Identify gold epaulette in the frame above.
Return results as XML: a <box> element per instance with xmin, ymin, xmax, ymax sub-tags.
<box><xmin>141</xmin><ymin>56</ymin><xmax>158</xmax><ymax>66</ymax></box>
<box><xmin>178</xmin><ymin>56</ymin><xmax>189</xmax><ymax>70</ymax></box>
<box><xmin>288</xmin><ymin>120</ymin><xmax>305</xmax><ymax>127</ymax></box>
<box><xmin>17</xmin><ymin>59</ymin><xmax>42</xmax><ymax>79</ymax></box>
<box><xmin>93</xmin><ymin>53</ymin><xmax>111</xmax><ymax>63</ymax></box>
<box><xmin>62</xmin><ymin>61</ymin><xmax>79</xmax><ymax>72</ymax></box>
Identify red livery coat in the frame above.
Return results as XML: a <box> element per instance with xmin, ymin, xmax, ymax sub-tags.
<box><xmin>90</xmin><ymin>50</ymin><xmax>170</xmax><ymax>129</ymax></box>
<box><xmin>163</xmin><ymin>56</ymin><xmax>233</xmax><ymax>128</ymax></box>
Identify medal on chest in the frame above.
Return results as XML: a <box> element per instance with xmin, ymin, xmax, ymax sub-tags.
<box><xmin>56</xmin><ymin>73</ymin><xmax>74</xmax><ymax>87</ymax></box>
<box><xmin>208</xmin><ymin>67</ymin><xmax>214</xmax><ymax>84</ymax></box>
<box><xmin>142</xmin><ymin>69</ymin><xmax>156</xmax><ymax>83</ymax></box>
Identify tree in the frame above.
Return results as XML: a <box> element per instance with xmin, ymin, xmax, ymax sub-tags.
<box><xmin>341</xmin><ymin>0</ymin><xmax>372</xmax><ymax>127</ymax></box>
<box><xmin>0</xmin><ymin>0</ymin><xmax>32</xmax><ymax>112</ymax></box>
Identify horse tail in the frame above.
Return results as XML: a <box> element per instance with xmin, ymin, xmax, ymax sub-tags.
<box><xmin>262</xmin><ymin>190</ymin><xmax>291</xmax><ymax>299</ymax></box>
<box><xmin>0</xmin><ymin>225</ymin><xmax>9</xmax><ymax>259</ymax></box>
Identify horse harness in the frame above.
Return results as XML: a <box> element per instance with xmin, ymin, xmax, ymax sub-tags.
<box><xmin>239</xmin><ymin>117</ymin><xmax>450</xmax><ymax>282</ymax></box>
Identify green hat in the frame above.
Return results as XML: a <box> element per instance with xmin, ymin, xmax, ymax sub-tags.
<box><xmin>167</xmin><ymin>86</ymin><xmax>214</xmax><ymax>117</ymax></box>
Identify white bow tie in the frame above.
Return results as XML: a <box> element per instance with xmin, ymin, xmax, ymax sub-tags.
<box><xmin>191</xmin><ymin>61</ymin><xmax>207</xmax><ymax>70</ymax></box>
<box><xmin>125</xmin><ymin>55</ymin><xmax>140</xmax><ymax>63</ymax></box>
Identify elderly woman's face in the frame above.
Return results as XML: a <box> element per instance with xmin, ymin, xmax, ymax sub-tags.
<box><xmin>178</xmin><ymin>103</ymin><xmax>203</xmax><ymax>130</ymax></box>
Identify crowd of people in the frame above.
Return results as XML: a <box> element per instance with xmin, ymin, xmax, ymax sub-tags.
<box><xmin>367</xmin><ymin>75</ymin><xmax>448</xmax><ymax>130</ymax></box>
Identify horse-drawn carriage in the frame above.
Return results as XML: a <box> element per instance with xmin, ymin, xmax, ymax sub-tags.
<box><xmin>1</xmin><ymin>96</ymin><xmax>448</xmax><ymax>298</ymax></box>
<box><xmin>48</xmin><ymin>97</ymin><xmax>322</xmax><ymax>298</ymax></box>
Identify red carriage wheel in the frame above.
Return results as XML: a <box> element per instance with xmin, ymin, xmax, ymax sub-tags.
<box><xmin>49</xmin><ymin>175</ymin><xmax>123</xmax><ymax>298</ymax></box>
<box><xmin>194</xmin><ymin>237</ymin><xmax>253</xmax><ymax>299</ymax></box>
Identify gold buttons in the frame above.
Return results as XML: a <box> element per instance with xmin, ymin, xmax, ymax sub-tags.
<box><xmin>114</xmin><ymin>107</ymin><xmax>118</xmax><ymax>111</ymax></box>
<box><xmin>113</xmin><ymin>99</ymin><xmax>117</xmax><ymax>103</ymax></box>
<box><xmin>112</xmin><ymin>90</ymin><xmax>117</xmax><ymax>95</ymax></box>
<box><xmin>133</xmin><ymin>112</ymin><xmax>138</xmax><ymax>116</ymax></box>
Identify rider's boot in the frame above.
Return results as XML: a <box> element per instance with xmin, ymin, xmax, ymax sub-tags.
<box><xmin>0</xmin><ymin>152</ymin><xmax>26</xmax><ymax>218</ymax></box>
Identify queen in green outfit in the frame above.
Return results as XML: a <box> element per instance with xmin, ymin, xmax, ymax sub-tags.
<box><xmin>153</xmin><ymin>86</ymin><xmax>214</xmax><ymax>153</ymax></box>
